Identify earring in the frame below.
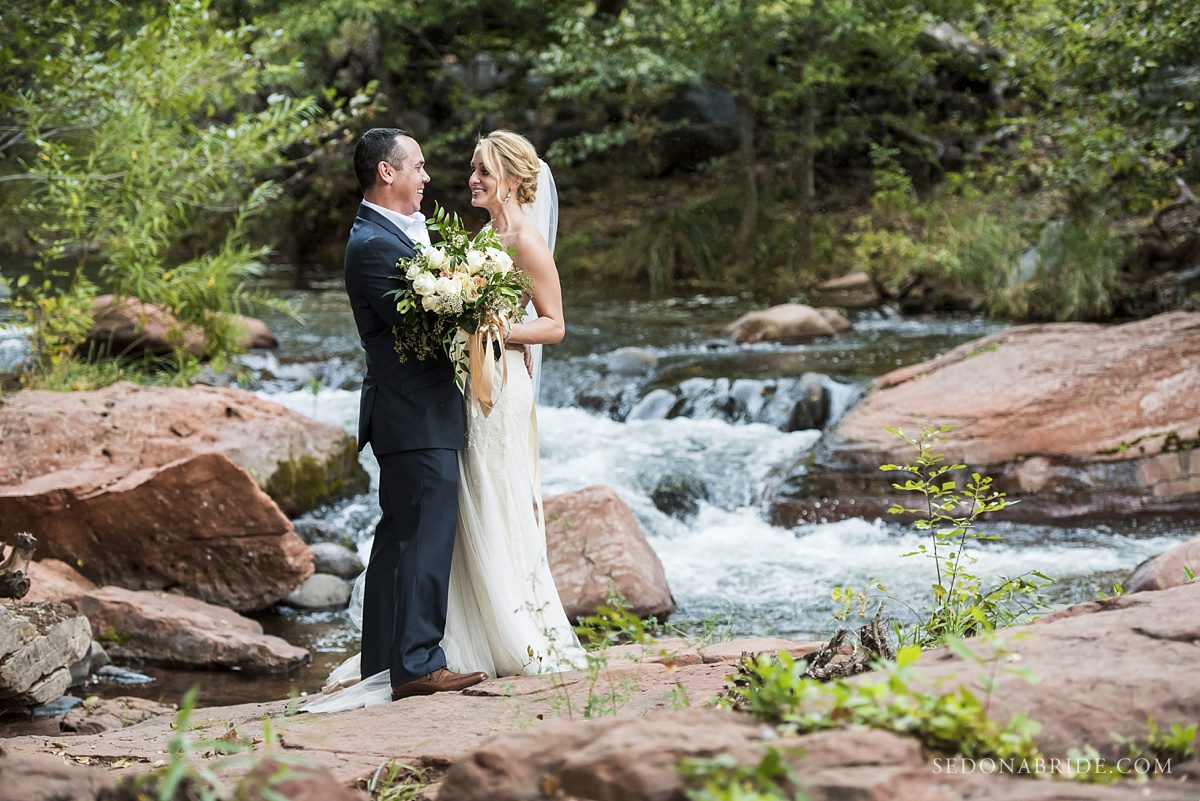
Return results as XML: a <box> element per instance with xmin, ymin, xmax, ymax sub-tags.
<box><xmin>502</xmin><ymin>191</ymin><xmax>512</xmax><ymax>204</ymax></box>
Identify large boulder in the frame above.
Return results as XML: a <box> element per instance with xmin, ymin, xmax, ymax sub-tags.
<box><xmin>773</xmin><ymin>312</ymin><xmax>1200</xmax><ymax>524</ymax></box>
<box><xmin>65</xmin><ymin>587</ymin><xmax>310</xmax><ymax>673</ymax></box>
<box><xmin>87</xmin><ymin>293</ymin><xmax>278</xmax><ymax>359</ymax></box>
<box><xmin>1</xmin><ymin>451</ymin><xmax>312</xmax><ymax>611</ymax></box>
<box><xmin>725</xmin><ymin>304</ymin><xmax>851</xmax><ymax>344</ymax></box>
<box><xmin>544</xmin><ymin>486</ymin><xmax>674</xmax><ymax>619</ymax></box>
<box><xmin>0</xmin><ymin>602</ymin><xmax>91</xmax><ymax>707</ymax></box>
<box><xmin>1127</xmin><ymin>535</ymin><xmax>1200</xmax><ymax>593</ymax></box>
<box><xmin>0</xmin><ymin>381</ymin><xmax>368</xmax><ymax>517</ymax></box>
<box><xmin>23</xmin><ymin>559</ymin><xmax>96</xmax><ymax>604</ymax></box>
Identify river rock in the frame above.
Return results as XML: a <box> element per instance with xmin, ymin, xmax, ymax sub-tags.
<box><xmin>0</xmin><ymin>381</ymin><xmax>368</xmax><ymax>518</ymax></box>
<box><xmin>293</xmin><ymin>518</ymin><xmax>356</xmax><ymax>549</ymax></box>
<box><xmin>544</xmin><ymin>486</ymin><xmax>674</xmax><ymax>619</ymax></box>
<box><xmin>0</xmin><ymin>752</ymin><xmax>115</xmax><ymax>801</ymax></box>
<box><xmin>65</xmin><ymin>587</ymin><xmax>309</xmax><ymax>673</ymax></box>
<box><xmin>2</xmin><ymin>450</ymin><xmax>312</xmax><ymax>611</ymax></box>
<box><xmin>725</xmin><ymin>304</ymin><xmax>851</xmax><ymax>344</ymax></box>
<box><xmin>68</xmin><ymin>640</ymin><xmax>111</xmax><ymax>685</ymax></box>
<box><xmin>1127</xmin><ymin>535</ymin><xmax>1200</xmax><ymax>593</ymax></box>
<box><xmin>87</xmin><ymin>294</ymin><xmax>278</xmax><ymax>359</ymax></box>
<box><xmin>649</xmin><ymin>474</ymin><xmax>705</xmax><ymax>522</ymax></box>
<box><xmin>285</xmin><ymin>573</ymin><xmax>353</xmax><ymax>609</ymax></box>
<box><xmin>309</xmin><ymin>542</ymin><xmax>365</xmax><ymax>579</ymax></box>
<box><xmin>607</xmin><ymin>347</ymin><xmax>659</xmax><ymax>377</ymax></box>
<box><xmin>773</xmin><ymin>312</ymin><xmax>1200</xmax><ymax>524</ymax></box>
<box><xmin>812</xmin><ymin>270</ymin><xmax>881</xmax><ymax>308</ymax></box>
<box><xmin>0</xmin><ymin>602</ymin><xmax>91</xmax><ymax>707</ymax></box>
<box><xmin>60</xmin><ymin>696</ymin><xmax>175</xmax><ymax>735</ymax></box>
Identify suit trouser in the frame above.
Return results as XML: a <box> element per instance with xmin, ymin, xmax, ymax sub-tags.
<box><xmin>360</xmin><ymin>448</ymin><xmax>458</xmax><ymax>686</ymax></box>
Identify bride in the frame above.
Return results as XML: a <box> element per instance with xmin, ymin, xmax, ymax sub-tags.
<box><xmin>305</xmin><ymin>131</ymin><xmax>585</xmax><ymax>713</ymax></box>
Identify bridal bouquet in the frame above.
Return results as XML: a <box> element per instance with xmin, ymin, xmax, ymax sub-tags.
<box><xmin>387</xmin><ymin>203</ymin><xmax>531</xmax><ymax>410</ymax></box>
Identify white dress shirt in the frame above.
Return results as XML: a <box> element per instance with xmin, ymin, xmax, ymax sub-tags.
<box><xmin>361</xmin><ymin>200</ymin><xmax>431</xmax><ymax>249</ymax></box>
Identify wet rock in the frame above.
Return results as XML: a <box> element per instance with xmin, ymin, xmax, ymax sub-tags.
<box><xmin>607</xmin><ymin>347</ymin><xmax>659</xmax><ymax>377</ymax></box>
<box><xmin>68</xmin><ymin>640</ymin><xmax>111</xmax><ymax>685</ymax></box>
<box><xmin>87</xmin><ymin>294</ymin><xmax>277</xmax><ymax>360</ymax></box>
<box><xmin>0</xmin><ymin>602</ymin><xmax>91</xmax><ymax>707</ymax></box>
<box><xmin>293</xmin><ymin>518</ymin><xmax>356</xmax><ymax>549</ymax></box>
<box><xmin>628</xmin><ymin>388</ymin><xmax>677</xmax><ymax>420</ymax></box>
<box><xmin>812</xmin><ymin>270</ymin><xmax>880</xmax><ymax>308</ymax></box>
<box><xmin>94</xmin><ymin>665</ymin><xmax>153</xmax><ymax>685</ymax></box>
<box><xmin>309</xmin><ymin>542</ymin><xmax>365</xmax><ymax>580</ymax></box>
<box><xmin>785</xmin><ymin>372</ymin><xmax>831</xmax><ymax>432</ymax></box>
<box><xmin>60</xmin><ymin>696</ymin><xmax>175</xmax><ymax>735</ymax></box>
<box><xmin>285</xmin><ymin>573</ymin><xmax>353</xmax><ymax>610</ymax></box>
<box><xmin>774</xmin><ymin>312</ymin><xmax>1200</xmax><ymax>525</ymax></box>
<box><xmin>725</xmin><ymin>304</ymin><xmax>852</xmax><ymax>344</ymax></box>
<box><xmin>66</xmin><ymin>587</ymin><xmax>310</xmax><ymax>673</ymax></box>
<box><xmin>1127</xmin><ymin>535</ymin><xmax>1200</xmax><ymax>593</ymax></box>
<box><xmin>544</xmin><ymin>486</ymin><xmax>674</xmax><ymax>619</ymax></box>
<box><xmin>649</xmin><ymin>475</ymin><xmax>706</xmax><ymax>522</ymax></box>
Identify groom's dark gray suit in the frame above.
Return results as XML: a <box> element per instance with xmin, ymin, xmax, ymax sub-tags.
<box><xmin>343</xmin><ymin>202</ymin><xmax>465</xmax><ymax>686</ymax></box>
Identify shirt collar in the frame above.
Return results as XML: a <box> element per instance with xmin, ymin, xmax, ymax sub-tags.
<box><xmin>360</xmin><ymin>199</ymin><xmax>425</xmax><ymax>237</ymax></box>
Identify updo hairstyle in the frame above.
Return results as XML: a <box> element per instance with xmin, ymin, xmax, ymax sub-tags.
<box><xmin>476</xmin><ymin>129</ymin><xmax>540</xmax><ymax>206</ymax></box>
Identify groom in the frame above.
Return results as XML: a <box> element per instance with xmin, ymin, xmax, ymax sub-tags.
<box><xmin>343</xmin><ymin>128</ymin><xmax>485</xmax><ymax>700</ymax></box>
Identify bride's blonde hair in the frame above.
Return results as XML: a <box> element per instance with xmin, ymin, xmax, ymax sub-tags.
<box><xmin>476</xmin><ymin>130</ymin><xmax>540</xmax><ymax>206</ymax></box>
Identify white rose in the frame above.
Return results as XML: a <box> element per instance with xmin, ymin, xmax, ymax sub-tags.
<box><xmin>421</xmin><ymin>294</ymin><xmax>438</xmax><ymax>312</ymax></box>
<box><xmin>465</xmin><ymin>249</ymin><xmax>487</xmax><ymax>275</ymax></box>
<box><xmin>412</xmin><ymin>273</ymin><xmax>437</xmax><ymax>297</ymax></box>
<box><xmin>405</xmin><ymin>264</ymin><xmax>421</xmax><ymax>281</ymax></box>
<box><xmin>426</xmin><ymin>247</ymin><xmax>448</xmax><ymax>270</ymax></box>
<box><xmin>488</xmin><ymin>248</ymin><xmax>514</xmax><ymax>276</ymax></box>
<box><xmin>435</xmin><ymin>275</ymin><xmax>459</xmax><ymax>297</ymax></box>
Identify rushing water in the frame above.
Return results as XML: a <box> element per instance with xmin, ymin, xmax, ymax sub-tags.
<box><xmin>1</xmin><ymin>280</ymin><xmax>1191</xmax><ymax>707</ymax></box>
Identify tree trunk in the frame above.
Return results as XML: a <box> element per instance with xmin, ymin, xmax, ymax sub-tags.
<box><xmin>733</xmin><ymin>0</ymin><xmax>759</xmax><ymax>263</ymax></box>
<box><xmin>795</xmin><ymin>100</ymin><xmax>817</xmax><ymax>272</ymax></box>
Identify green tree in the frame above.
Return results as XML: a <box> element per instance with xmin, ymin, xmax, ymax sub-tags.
<box><xmin>0</xmin><ymin>0</ymin><xmax>367</xmax><ymax>379</ymax></box>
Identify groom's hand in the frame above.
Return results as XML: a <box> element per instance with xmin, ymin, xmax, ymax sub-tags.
<box><xmin>503</xmin><ymin>341</ymin><xmax>534</xmax><ymax>377</ymax></box>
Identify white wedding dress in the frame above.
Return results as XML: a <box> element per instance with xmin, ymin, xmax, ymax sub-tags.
<box><xmin>304</xmin><ymin>161</ymin><xmax>583</xmax><ymax>714</ymax></box>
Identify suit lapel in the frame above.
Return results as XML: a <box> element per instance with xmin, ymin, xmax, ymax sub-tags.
<box><xmin>357</xmin><ymin>203</ymin><xmax>417</xmax><ymax>252</ymax></box>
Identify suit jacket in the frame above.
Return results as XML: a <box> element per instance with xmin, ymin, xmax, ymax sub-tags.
<box><xmin>344</xmin><ymin>203</ymin><xmax>465</xmax><ymax>454</ymax></box>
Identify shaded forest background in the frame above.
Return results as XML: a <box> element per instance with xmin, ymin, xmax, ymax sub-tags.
<box><xmin>1</xmin><ymin>0</ymin><xmax>1198</xmax><ymax>379</ymax></box>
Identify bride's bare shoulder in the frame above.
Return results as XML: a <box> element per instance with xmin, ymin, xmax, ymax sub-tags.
<box><xmin>509</xmin><ymin>225</ymin><xmax>551</xmax><ymax>262</ymax></box>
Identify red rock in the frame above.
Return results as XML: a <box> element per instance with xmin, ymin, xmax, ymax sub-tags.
<box><xmin>87</xmin><ymin>294</ymin><xmax>278</xmax><ymax>359</ymax></box>
<box><xmin>60</xmin><ymin>696</ymin><xmax>175</xmax><ymax>735</ymax></box>
<box><xmin>66</xmin><ymin>587</ymin><xmax>309</xmax><ymax>673</ymax></box>
<box><xmin>774</xmin><ymin>312</ymin><xmax>1200</xmax><ymax>524</ymax></box>
<box><xmin>0</xmin><ymin>381</ymin><xmax>367</xmax><ymax>517</ymax></box>
<box><xmin>0</xmin><ymin>751</ymin><xmax>114</xmax><ymax>801</ymax></box>
<box><xmin>1127</xmin><ymin>535</ymin><xmax>1200</xmax><ymax>593</ymax></box>
<box><xmin>1</xmin><ymin>452</ymin><xmax>312</xmax><ymax>611</ymax></box>
<box><xmin>23</xmin><ymin>559</ymin><xmax>96</xmax><ymax>604</ymax></box>
<box><xmin>234</xmin><ymin>758</ymin><xmax>367</xmax><ymax>801</ymax></box>
<box><xmin>544</xmin><ymin>486</ymin><xmax>674</xmax><ymax>619</ymax></box>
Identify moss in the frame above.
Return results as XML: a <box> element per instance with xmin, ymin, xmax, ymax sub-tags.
<box><xmin>96</xmin><ymin>623</ymin><xmax>126</xmax><ymax>647</ymax></box>
<box><xmin>265</xmin><ymin>438</ymin><xmax>369</xmax><ymax>517</ymax></box>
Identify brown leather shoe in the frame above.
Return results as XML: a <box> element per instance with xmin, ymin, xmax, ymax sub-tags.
<box><xmin>391</xmin><ymin>668</ymin><xmax>487</xmax><ymax>701</ymax></box>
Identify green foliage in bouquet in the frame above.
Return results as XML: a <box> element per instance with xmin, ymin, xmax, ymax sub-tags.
<box><xmin>386</xmin><ymin>203</ymin><xmax>531</xmax><ymax>389</ymax></box>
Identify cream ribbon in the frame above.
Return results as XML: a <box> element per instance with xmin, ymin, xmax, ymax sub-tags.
<box><xmin>467</xmin><ymin>313</ymin><xmax>509</xmax><ymax>417</ymax></box>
